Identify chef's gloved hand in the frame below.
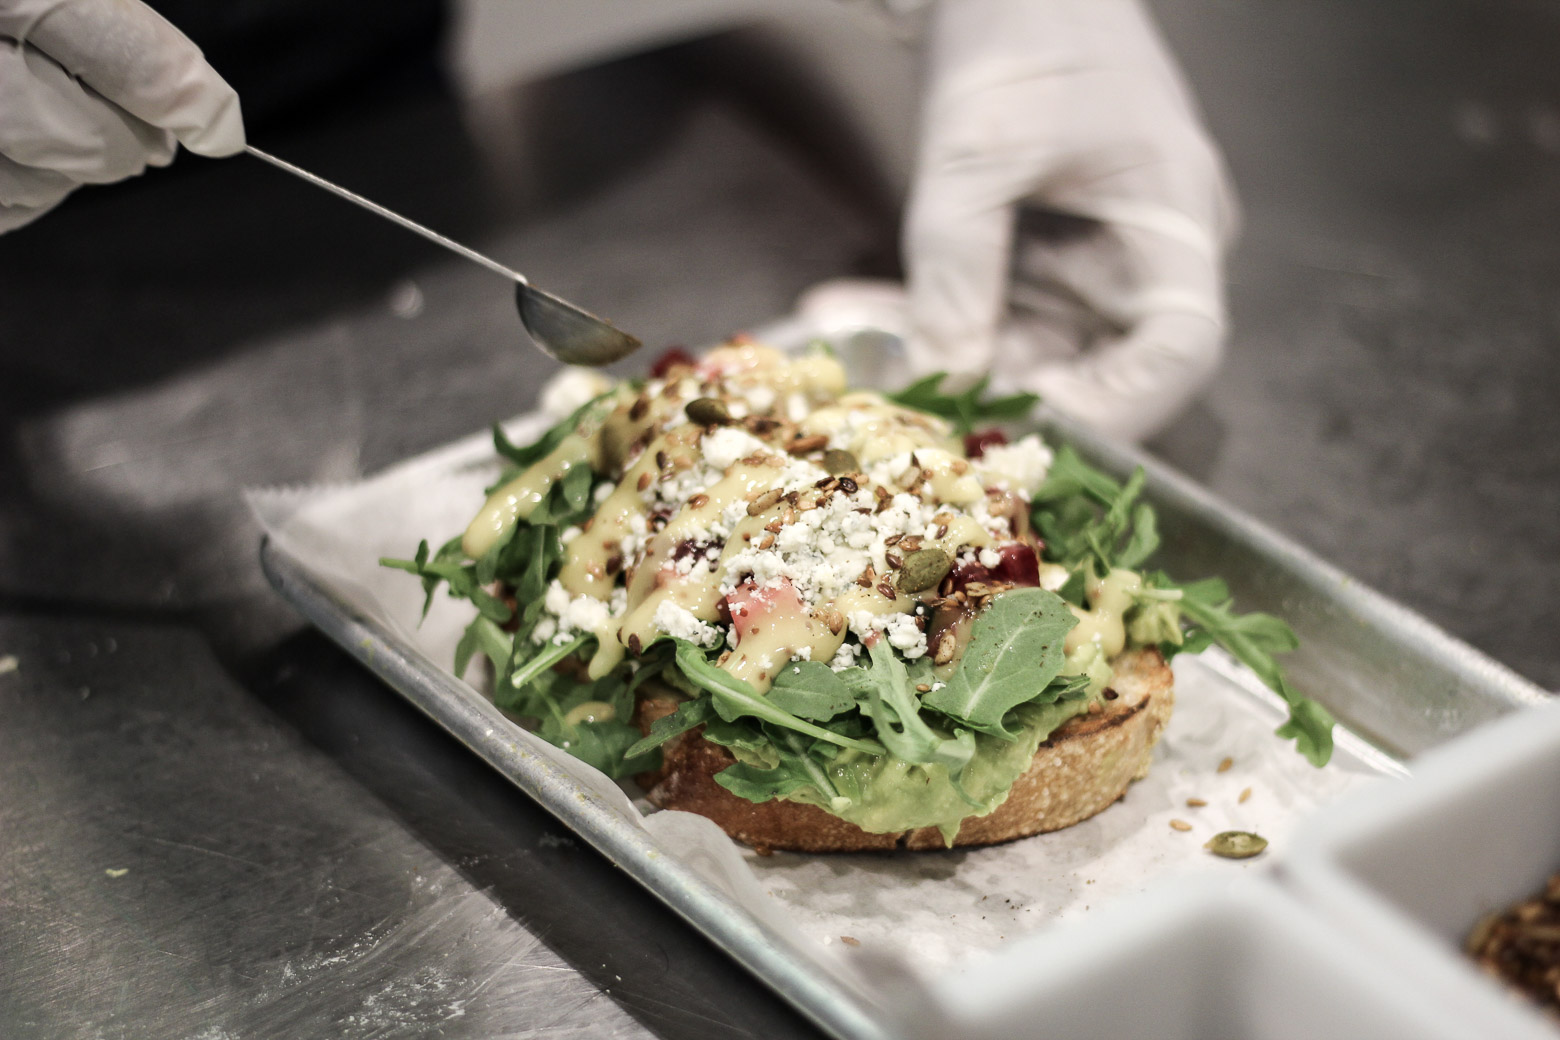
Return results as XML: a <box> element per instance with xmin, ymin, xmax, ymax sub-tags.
<box><xmin>903</xmin><ymin>0</ymin><xmax>1236</xmax><ymax>441</ymax></box>
<box><xmin>0</xmin><ymin>0</ymin><xmax>243</xmax><ymax>232</ymax></box>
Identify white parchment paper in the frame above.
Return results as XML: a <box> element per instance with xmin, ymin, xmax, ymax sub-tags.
<box><xmin>249</xmin><ymin>415</ymin><xmax>1402</xmax><ymax>986</ymax></box>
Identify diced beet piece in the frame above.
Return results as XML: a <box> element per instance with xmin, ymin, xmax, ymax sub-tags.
<box><xmin>950</xmin><ymin>558</ymin><xmax>993</xmax><ymax>589</ymax></box>
<box><xmin>650</xmin><ymin>346</ymin><xmax>696</xmax><ymax>378</ymax></box>
<box><xmin>992</xmin><ymin>543</ymin><xmax>1040</xmax><ymax>587</ymax></box>
<box><xmin>963</xmin><ymin>428</ymin><xmax>1008</xmax><ymax>459</ymax></box>
<box><xmin>949</xmin><ymin>543</ymin><xmax>1041</xmax><ymax>591</ymax></box>
<box><xmin>722</xmin><ymin>579</ymin><xmax>804</xmax><ymax>644</ymax></box>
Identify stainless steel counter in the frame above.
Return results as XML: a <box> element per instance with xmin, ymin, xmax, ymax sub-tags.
<box><xmin>2</xmin><ymin>3</ymin><xmax>1556</xmax><ymax>1037</ymax></box>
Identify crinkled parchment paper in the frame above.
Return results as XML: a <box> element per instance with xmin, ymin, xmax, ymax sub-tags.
<box><xmin>249</xmin><ymin>415</ymin><xmax>1401</xmax><ymax>985</ymax></box>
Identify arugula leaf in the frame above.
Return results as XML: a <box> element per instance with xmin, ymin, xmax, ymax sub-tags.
<box><xmin>545</xmin><ymin>717</ymin><xmax>659</xmax><ymax>777</ymax></box>
<box><xmin>712</xmin><ymin>729</ymin><xmax>849</xmax><ymax>807</ymax></box>
<box><xmin>1117</xmin><ymin>502</ymin><xmax>1160</xmax><ymax>570</ymax></box>
<box><xmin>1056</xmin><ymin>566</ymin><xmax>1088</xmax><ymax>608</ymax></box>
<box><xmin>668</xmin><ymin>640</ymin><xmax>884</xmax><ymax>755</ymax></box>
<box><xmin>504</xmin><ymin>634</ymin><xmax>591</xmax><ymax>700</ymax></box>
<box><xmin>855</xmin><ymin>641</ymin><xmax>976</xmax><ymax>776</ymax></box>
<box><xmin>492</xmin><ymin>390</ymin><xmax>616</xmax><ymax>470</ymax></box>
<box><xmin>1045</xmin><ymin>672</ymin><xmax>1094</xmax><ymax>702</ymax></box>
<box><xmin>1153</xmin><ymin>573</ymin><xmax>1335</xmax><ymax>766</ymax></box>
<box><xmin>453</xmin><ymin>614</ymin><xmax>514</xmax><ymax>680</ymax></box>
<box><xmin>526</xmin><ymin>669</ymin><xmax>660</xmax><ymax>776</ymax></box>
<box><xmin>623</xmin><ymin>697</ymin><xmax>716</xmax><ymax>759</ymax></box>
<box><xmin>922</xmin><ymin>588</ymin><xmax>1079</xmax><ymax>738</ymax></box>
<box><xmin>712</xmin><ymin>757</ymin><xmax>821</xmax><ymax>804</ymax></box>
<box><xmin>527</xmin><ymin>462</ymin><xmax>596</xmax><ymax>527</ymax></box>
<box><xmin>885</xmin><ymin>373</ymin><xmax>1039</xmax><ymax>436</ymax></box>
<box><xmin>766</xmin><ymin>660</ymin><xmax>856</xmax><ymax>721</ymax></box>
<box><xmin>507</xmin><ymin>524</ymin><xmax>563</xmax><ymax>622</ymax></box>
<box><xmin>1032</xmin><ymin>448</ymin><xmax>1158</xmax><ymax>574</ymax></box>
<box><xmin>380</xmin><ymin>535</ymin><xmax>511</xmax><ymax>623</ymax></box>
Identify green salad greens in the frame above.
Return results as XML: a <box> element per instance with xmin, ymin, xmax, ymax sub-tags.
<box><xmin>383</xmin><ymin>346</ymin><xmax>1334</xmax><ymax>845</ymax></box>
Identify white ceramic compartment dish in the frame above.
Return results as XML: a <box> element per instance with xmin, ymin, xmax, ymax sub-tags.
<box><xmin>1286</xmin><ymin>700</ymin><xmax>1560</xmax><ymax>1039</ymax></box>
<box><xmin>896</xmin><ymin>875</ymin><xmax>1474</xmax><ymax>1040</ymax></box>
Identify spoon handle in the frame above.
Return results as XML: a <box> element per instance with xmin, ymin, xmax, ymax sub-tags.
<box><xmin>243</xmin><ymin>145</ymin><xmax>527</xmax><ymax>285</ymax></box>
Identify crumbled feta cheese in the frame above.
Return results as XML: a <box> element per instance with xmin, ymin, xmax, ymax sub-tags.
<box><xmin>882</xmin><ymin>613</ymin><xmax>928</xmax><ymax>658</ymax></box>
<box><xmin>561</xmin><ymin>525</ymin><xmax>583</xmax><ymax>545</ymax></box>
<box><xmin>701</xmin><ymin>427</ymin><xmax>771</xmax><ymax>471</ymax></box>
<box><xmin>979</xmin><ymin>547</ymin><xmax>1002</xmax><ymax>569</ymax></box>
<box><xmin>740</xmin><ymin>384</ymin><xmax>776</xmax><ymax>413</ymax></box>
<box><xmin>973</xmin><ymin>434</ymin><xmax>1054</xmax><ymax>500</ymax></box>
<box><xmin>537</xmin><ymin>580</ymin><xmax>622</xmax><ymax>643</ymax></box>
<box><xmin>778</xmin><ymin>456</ymin><xmax>830</xmax><ymax>492</ymax></box>
<box><xmin>651</xmin><ymin>600</ymin><xmax>723</xmax><ymax>648</ymax></box>
<box><xmin>786</xmin><ymin>392</ymin><xmax>811</xmax><ymax>423</ymax></box>
<box><xmin>592</xmin><ymin>481</ymin><xmax>616</xmax><ymax>504</ymax></box>
<box><xmin>561</xmin><ymin>592</ymin><xmax>610</xmax><ymax>633</ymax></box>
<box><xmin>844</xmin><ymin>610</ymin><xmax>929</xmax><ymax>660</ymax></box>
<box><xmin>830</xmin><ymin>642</ymin><xmax>861</xmax><ymax>671</ymax></box>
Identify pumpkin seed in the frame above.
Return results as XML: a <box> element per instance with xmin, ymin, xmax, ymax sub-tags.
<box><xmin>1205</xmin><ymin>831</ymin><xmax>1268</xmax><ymax>859</ymax></box>
<box><xmin>897</xmin><ymin>548</ymin><xmax>952</xmax><ymax>594</ymax></box>
<box><xmin>685</xmin><ymin>397</ymin><xmax>732</xmax><ymax>426</ymax></box>
<box><xmin>821</xmin><ymin>448</ymin><xmax>859</xmax><ymax>475</ymax></box>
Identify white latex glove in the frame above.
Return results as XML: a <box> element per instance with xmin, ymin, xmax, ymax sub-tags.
<box><xmin>902</xmin><ymin>0</ymin><xmax>1236</xmax><ymax>441</ymax></box>
<box><xmin>0</xmin><ymin>0</ymin><xmax>244</xmax><ymax>232</ymax></box>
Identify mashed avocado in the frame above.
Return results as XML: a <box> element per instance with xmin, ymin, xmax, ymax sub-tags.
<box><xmin>779</xmin><ymin>696</ymin><xmax>1094</xmax><ymax>844</ymax></box>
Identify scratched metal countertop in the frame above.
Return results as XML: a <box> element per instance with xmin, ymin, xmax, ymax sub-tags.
<box><xmin>1</xmin><ymin>3</ymin><xmax>1557</xmax><ymax>1038</ymax></box>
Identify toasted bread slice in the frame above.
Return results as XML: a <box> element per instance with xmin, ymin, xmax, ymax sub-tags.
<box><xmin>634</xmin><ymin>647</ymin><xmax>1174</xmax><ymax>853</ymax></box>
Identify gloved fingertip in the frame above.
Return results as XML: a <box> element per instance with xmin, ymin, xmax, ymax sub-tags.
<box><xmin>177</xmin><ymin>90</ymin><xmax>245</xmax><ymax>157</ymax></box>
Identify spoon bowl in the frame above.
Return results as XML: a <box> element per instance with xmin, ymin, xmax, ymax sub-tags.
<box><xmin>517</xmin><ymin>283</ymin><xmax>641</xmax><ymax>366</ymax></box>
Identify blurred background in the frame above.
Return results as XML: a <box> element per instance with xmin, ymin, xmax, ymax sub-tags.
<box><xmin>1</xmin><ymin>1</ymin><xmax>1557</xmax><ymax>1036</ymax></box>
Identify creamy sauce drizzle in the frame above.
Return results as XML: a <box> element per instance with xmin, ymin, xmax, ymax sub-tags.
<box><xmin>477</xmin><ymin>342</ymin><xmax>1060</xmax><ymax>693</ymax></box>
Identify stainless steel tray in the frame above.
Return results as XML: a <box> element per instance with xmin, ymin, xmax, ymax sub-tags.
<box><xmin>259</xmin><ymin>320</ymin><xmax>1549</xmax><ymax>1040</ymax></box>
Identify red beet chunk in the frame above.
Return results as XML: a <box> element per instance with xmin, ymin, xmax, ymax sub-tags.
<box><xmin>950</xmin><ymin>543</ymin><xmax>1040</xmax><ymax>590</ymax></box>
<box><xmin>723</xmin><ymin>579</ymin><xmax>804</xmax><ymax>644</ymax></box>
<box><xmin>993</xmin><ymin>543</ymin><xmax>1040</xmax><ymax>586</ymax></box>
<box><xmin>963</xmin><ymin>428</ymin><xmax>1008</xmax><ymax>458</ymax></box>
<box><xmin>650</xmin><ymin>346</ymin><xmax>696</xmax><ymax>378</ymax></box>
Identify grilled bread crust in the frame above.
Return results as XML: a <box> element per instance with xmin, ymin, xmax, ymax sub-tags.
<box><xmin>633</xmin><ymin>647</ymin><xmax>1174</xmax><ymax>853</ymax></box>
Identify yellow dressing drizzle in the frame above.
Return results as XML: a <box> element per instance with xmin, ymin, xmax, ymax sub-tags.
<box><xmin>472</xmin><ymin>342</ymin><xmax>1050</xmax><ymax>697</ymax></box>
<box><xmin>1063</xmin><ymin>568</ymin><xmax>1142</xmax><ymax>658</ymax></box>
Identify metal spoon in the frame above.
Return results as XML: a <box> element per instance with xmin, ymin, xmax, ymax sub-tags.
<box><xmin>244</xmin><ymin>145</ymin><xmax>641</xmax><ymax>367</ymax></box>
